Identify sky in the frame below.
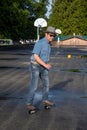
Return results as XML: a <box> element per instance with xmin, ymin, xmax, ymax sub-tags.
<box><xmin>46</xmin><ymin>0</ymin><xmax>52</xmax><ymax>18</ymax></box>
<box><xmin>36</xmin><ymin>0</ymin><xmax>52</xmax><ymax>18</ymax></box>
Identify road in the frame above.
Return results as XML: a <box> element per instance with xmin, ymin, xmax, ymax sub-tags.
<box><xmin>0</xmin><ymin>47</ymin><xmax>87</xmax><ymax>130</ymax></box>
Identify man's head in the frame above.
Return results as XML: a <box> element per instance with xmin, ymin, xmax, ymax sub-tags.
<box><xmin>45</xmin><ymin>26</ymin><xmax>55</xmax><ymax>42</ymax></box>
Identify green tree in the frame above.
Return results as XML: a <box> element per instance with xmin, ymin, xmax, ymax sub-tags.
<box><xmin>0</xmin><ymin>0</ymin><xmax>30</xmax><ymax>40</ymax></box>
<box><xmin>48</xmin><ymin>0</ymin><xmax>87</xmax><ymax>35</ymax></box>
<box><xmin>0</xmin><ymin>0</ymin><xmax>49</xmax><ymax>41</ymax></box>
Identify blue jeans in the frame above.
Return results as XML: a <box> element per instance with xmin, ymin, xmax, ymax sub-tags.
<box><xmin>26</xmin><ymin>63</ymin><xmax>49</xmax><ymax>105</ymax></box>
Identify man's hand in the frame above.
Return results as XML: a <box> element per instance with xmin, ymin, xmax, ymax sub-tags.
<box><xmin>34</xmin><ymin>54</ymin><xmax>52</xmax><ymax>69</ymax></box>
<box><xmin>45</xmin><ymin>63</ymin><xmax>52</xmax><ymax>70</ymax></box>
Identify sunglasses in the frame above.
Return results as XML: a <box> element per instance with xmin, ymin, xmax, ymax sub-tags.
<box><xmin>49</xmin><ymin>34</ymin><xmax>55</xmax><ymax>37</ymax></box>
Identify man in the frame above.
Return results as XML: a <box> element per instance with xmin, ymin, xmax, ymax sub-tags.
<box><xmin>26</xmin><ymin>26</ymin><xmax>55</xmax><ymax>110</ymax></box>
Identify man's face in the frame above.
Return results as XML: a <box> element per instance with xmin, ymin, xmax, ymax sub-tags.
<box><xmin>45</xmin><ymin>33</ymin><xmax>55</xmax><ymax>42</ymax></box>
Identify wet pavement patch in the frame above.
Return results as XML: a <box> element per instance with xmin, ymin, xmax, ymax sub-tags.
<box><xmin>0</xmin><ymin>58</ymin><xmax>18</xmax><ymax>60</ymax></box>
<box><xmin>0</xmin><ymin>66</ymin><xmax>16</xmax><ymax>69</ymax></box>
<box><xmin>0</xmin><ymin>96</ymin><xmax>23</xmax><ymax>100</ymax></box>
<box><xmin>0</xmin><ymin>66</ymin><xmax>27</xmax><ymax>70</ymax></box>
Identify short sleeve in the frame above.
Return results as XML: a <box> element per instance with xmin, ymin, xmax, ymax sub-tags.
<box><xmin>32</xmin><ymin>41</ymin><xmax>41</xmax><ymax>55</ymax></box>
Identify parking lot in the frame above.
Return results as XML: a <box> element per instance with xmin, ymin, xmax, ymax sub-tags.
<box><xmin>0</xmin><ymin>46</ymin><xmax>87</xmax><ymax>130</ymax></box>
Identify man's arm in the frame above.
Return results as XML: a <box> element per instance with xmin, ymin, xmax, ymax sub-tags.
<box><xmin>34</xmin><ymin>54</ymin><xmax>51</xmax><ymax>70</ymax></box>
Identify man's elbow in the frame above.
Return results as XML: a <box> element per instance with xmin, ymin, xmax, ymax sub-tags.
<box><xmin>34</xmin><ymin>54</ymin><xmax>39</xmax><ymax>60</ymax></box>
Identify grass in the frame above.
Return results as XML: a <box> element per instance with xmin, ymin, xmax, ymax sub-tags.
<box><xmin>81</xmin><ymin>55</ymin><xmax>87</xmax><ymax>58</ymax></box>
<box><xmin>61</xmin><ymin>69</ymin><xmax>80</xmax><ymax>72</ymax></box>
<box><xmin>68</xmin><ymin>69</ymin><xmax>80</xmax><ymax>72</ymax></box>
<box><xmin>80</xmin><ymin>96</ymin><xmax>87</xmax><ymax>98</ymax></box>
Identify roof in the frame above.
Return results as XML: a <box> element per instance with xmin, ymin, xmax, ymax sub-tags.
<box><xmin>54</xmin><ymin>35</ymin><xmax>87</xmax><ymax>41</ymax></box>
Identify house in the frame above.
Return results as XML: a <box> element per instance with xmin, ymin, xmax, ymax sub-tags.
<box><xmin>0</xmin><ymin>39</ymin><xmax>13</xmax><ymax>45</ymax></box>
<box><xmin>52</xmin><ymin>36</ymin><xmax>87</xmax><ymax>47</ymax></box>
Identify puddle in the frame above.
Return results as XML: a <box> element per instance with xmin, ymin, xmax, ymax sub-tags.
<box><xmin>0</xmin><ymin>58</ymin><xmax>18</xmax><ymax>60</ymax></box>
<box><xmin>0</xmin><ymin>66</ymin><xmax>27</xmax><ymax>70</ymax></box>
<box><xmin>0</xmin><ymin>96</ymin><xmax>23</xmax><ymax>100</ymax></box>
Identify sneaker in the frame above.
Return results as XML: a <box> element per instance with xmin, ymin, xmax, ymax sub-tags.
<box><xmin>42</xmin><ymin>100</ymin><xmax>54</xmax><ymax>106</ymax></box>
<box><xmin>27</xmin><ymin>104</ymin><xmax>36</xmax><ymax>110</ymax></box>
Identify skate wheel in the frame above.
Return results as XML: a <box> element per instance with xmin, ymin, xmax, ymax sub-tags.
<box><xmin>44</xmin><ymin>105</ymin><xmax>51</xmax><ymax>110</ymax></box>
<box><xmin>28</xmin><ymin>109</ymin><xmax>36</xmax><ymax>114</ymax></box>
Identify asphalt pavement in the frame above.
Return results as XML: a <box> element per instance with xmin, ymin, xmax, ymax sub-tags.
<box><xmin>0</xmin><ymin>47</ymin><xmax>87</xmax><ymax>130</ymax></box>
